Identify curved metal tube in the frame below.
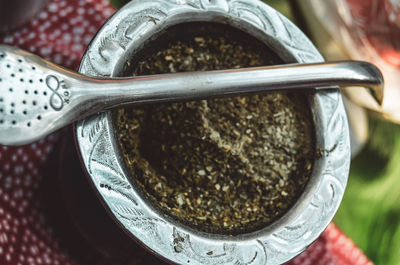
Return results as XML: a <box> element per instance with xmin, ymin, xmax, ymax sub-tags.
<box><xmin>87</xmin><ymin>60</ymin><xmax>384</xmax><ymax>106</ymax></box>
<box><xmin>0</xmin><ymin>44</ymin><xmax>384</xmax><ymax>146</ymax></box>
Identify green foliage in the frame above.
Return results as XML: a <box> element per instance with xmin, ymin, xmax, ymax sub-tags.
<box><xmin>334</xmin><ymin>115</ymin><xmax>400</xmax><ymax>265</ymax></box>
<box><xmin>109</xmin><ymin>0</ymin><xmax>129</xmax><ymax>8</ymax></box>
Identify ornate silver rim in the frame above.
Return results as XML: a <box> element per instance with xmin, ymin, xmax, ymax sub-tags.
<box><xmin>76</xmin><ymin>1</ymin><xmax>350</xmax><ymax>264</ymax></box>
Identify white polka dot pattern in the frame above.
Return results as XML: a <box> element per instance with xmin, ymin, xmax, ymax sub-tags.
<box><xmin>287</xmin><ymin>223</ymin><xmax>374</xmax><ymax>265</ymax></box>
<box><xmin>1</xmin><ymin>0</ymin><xmax>114</xmax><ymax>70</ymax></box>
<box><xmin>0</xmin><ymin>135</ymin><xmax>78</xmax><ymax>265</ymax></box>
<box><xmin>0</xmin><ymin>0</ymin><xmax>115</xmax><ymax>264</ymax></box>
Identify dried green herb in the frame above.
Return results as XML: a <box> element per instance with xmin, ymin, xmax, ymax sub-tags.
<box><xmin>115</xmin><ymin>23</ymin><xmax>315</xmax><ymax>234</ymax></box>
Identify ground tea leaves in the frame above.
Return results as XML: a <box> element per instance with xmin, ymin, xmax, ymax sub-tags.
<box><xmin>114</xmin><ymin>23</ymin><xmax>315</xmax><ymax>234</ymax></box>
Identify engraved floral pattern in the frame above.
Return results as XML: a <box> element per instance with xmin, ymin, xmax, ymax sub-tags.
<box><xmin>77</xmin><ymin>1</ymin><xmax>350</xmax><ymax>264</ymax></box>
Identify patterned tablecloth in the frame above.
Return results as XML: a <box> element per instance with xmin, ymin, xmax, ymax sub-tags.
<box><xmin>0</xmin><ymin>0</ymin><xmax>374</xmax><ymax>264</ymax></box>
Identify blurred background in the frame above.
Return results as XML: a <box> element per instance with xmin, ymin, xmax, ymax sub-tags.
<box><xmin>108</xmin><ymin>0</ymin><xmax>400</xmax><ymax>264</ymax></box>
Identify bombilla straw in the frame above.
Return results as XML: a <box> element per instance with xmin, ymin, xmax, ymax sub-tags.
<box><xmin>0</xmin><ymin>45</ymin><xmax>384</xmax><ymax>146</ymax></box>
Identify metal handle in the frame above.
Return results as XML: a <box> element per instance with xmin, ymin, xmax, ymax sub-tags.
<box><xmin>84</xmin><ymin>61</ymin><xmax>384</xmax><ymax>107</ymax></box>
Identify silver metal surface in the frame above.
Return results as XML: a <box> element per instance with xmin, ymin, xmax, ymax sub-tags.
<box><xmin>0</xmin><ymin>44</ymin><xmax>383</xmax><ymax>146</ymax></box>
<box><xmin>76</xmin><ymin>0</ymin><xmax>351</xmax><ymax>265</ymax></box>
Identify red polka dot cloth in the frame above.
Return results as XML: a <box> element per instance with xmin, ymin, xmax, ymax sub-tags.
<box><xmin>0</xmin><ymin>0</ymin><xmax>374</xmax><ymax>264</ymax></box>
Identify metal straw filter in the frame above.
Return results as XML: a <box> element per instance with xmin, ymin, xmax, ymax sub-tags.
<box><xmin>0</xmin><ymin>44</ymin><xmax>382</xmax><ymax>146</ymax></box>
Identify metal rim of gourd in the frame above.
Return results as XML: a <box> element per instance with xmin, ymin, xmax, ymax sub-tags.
<box><xmin>75</xmin><ymin>1</ymin><xmax>351</xmax><ymax>264</ymax></box>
